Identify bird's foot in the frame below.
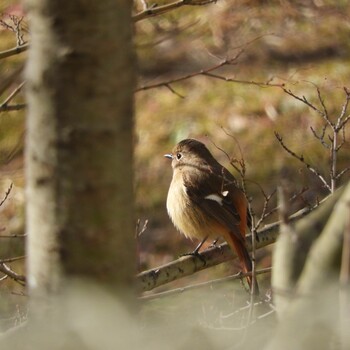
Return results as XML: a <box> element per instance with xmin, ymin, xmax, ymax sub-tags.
<box><xmin>179</xmin><ymin>249</ymin><xmax>206</xmax><ymax>265</ymax></box>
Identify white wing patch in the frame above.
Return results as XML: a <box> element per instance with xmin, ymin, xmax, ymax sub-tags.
<box><xmin>205</xmin><ymin>193</ymin><xmax>224</xmax><ymax>206</ymax></box>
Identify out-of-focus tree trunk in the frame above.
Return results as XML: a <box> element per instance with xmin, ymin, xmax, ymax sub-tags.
<box><xmin>272</xmin><ymin>187</ymin><xmax>343</xmax><ymax>317</ymax></box>
<box><xmin>268</xmin><ymin>183</ymin><xmax>350</xmax><ymax>350</ymax></box>
<box><xmin>24</xmin><ymin>0</ymin><xmax>136</xmax><ymax>314</ymax></box>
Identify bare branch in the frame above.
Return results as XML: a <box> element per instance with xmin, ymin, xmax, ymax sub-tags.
<box><xmin>0</xmin><ymin>182</ymin><xmax>13</xmax><ymax>207</ymax></box>
<box><xmin>282</xmin><ymin>88</ymin><xmax>331</xmax><ymax>126</ymax></box>
<box><xmin>0</xmin><ymin>81</ymin><xmax>25</xmax><ymax>107</ymax></box>
<box><xmin>316</xmin><ymin>86</ymin><xmax>330</xmax><ymax>122</ymax></box>
<box><xmin>0</xmin><ymin>43</ymin><xmax>28</xmax><ymax>60</ymax></box>
<box><xmin>336</xmin><ymin>127</ymin><xmax>346</xmax><ymax>151</ymax></box>
<box><xmin>0</xmin><ymin>263</ymin><xmax>25</xmax><ymax>285</ymax></box>
<box><xmin>136</xmin><ymin>51</ymin><xmax>245</xmax><ymax>93</ymax></box>
<box><xmin>310</xmin><ymin>125</ymin><xmax>330</xmax><ymax>149</ymax></box>
<box><xmin>208</xmin><ymin>136</ymin><xmax>244</xmax><ymax>178</ymax></box>
<box><xmin>133</xmin><ymin>0</ymin><xmax>218</xmax><ymax>22</ymax></box>
<box><xmin>137</xmin><ymin>230</ymin><xmax>276</xmax><ymax>293</ymax></box>
<box><xmin>135</xmin><ymin>219</ymin><xmax>149</xmax><ymax>238</ymax></box>
<box><xmin>0</xmin><ymin>103</ymin><xmax>26</xmax><ymax>112</ymax></box>
<box><xmin>0</xmin><ymin>256</ymin><xmax>25</xmax><ymax>263</ymax></box>
<box><xmin>140</xmin><ymin>267</ymin><xmax>272</xmax><ymax>300</ymax></box>
<box><xmin>0</xmin><ymin>15</ymin><xmax>27</xmax><ymax>46</ymax></box>
<box><xmin>0</xmin><ymin>275</ymin><xmax>7</xmax><ymax>282</ymax></box>
<box><xmin>137</xmin><ymin>201</ymin><xmax>316</xmax><ymax>292</ymax></box>
<box><xmin>0</xmin><ymin>233</ymin><xmax>26</xmax><ymax>238</ymax></box>
<box><xmin>338</xmin><ymin>110</ymin><xmax>350</xmax><ymax>130</ymax></box>
<box><xmin>336</xmin><ymin>87</ymin><xmax>350</xmax><ymax>130</ymax></box>
<box><xmin>336</xmin><ymin>167</ymin><xmax>350</xmax><ymax>181</ymax></box>
<box><xmin>0</xmin><ymin>64</ymin><xmax>24</xmax><ymax>95</ymax></box>
<box><xmin>274</xmin><ymin>131</ymin><xmax>331</xmax><ymax>192</ymax></box>
<box><xmin>254</xmin><ymin>189</ymin><xmax>277</xmax><ymax>230</ymax></box>
<box><xmin>216</xmin><ymin>127</ymin><xmax>247</xmax><ymax>178</ymax></box>
<box><xmin>164</xmin><ymin>84</ymin><xmax>185</xmax><ymax>98</ymax></box>
<box><xmin>203</xmin><ymin>71</ymin><xmax>283</xmax><ymax>88</ymax></box>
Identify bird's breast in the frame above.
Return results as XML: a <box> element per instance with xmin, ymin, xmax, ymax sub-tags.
<box><xmin>166</xmin><ymin>172</ymin><xmax>212</xmax><ymax>240</ymax></box>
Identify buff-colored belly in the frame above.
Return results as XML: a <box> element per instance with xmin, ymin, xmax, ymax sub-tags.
<box><xmin>167</xmin><ymin>182</ymin><xmax>216</xmax><ymax>240</ymax></box>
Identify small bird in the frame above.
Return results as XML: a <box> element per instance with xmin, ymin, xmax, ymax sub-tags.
<box><xmin>165</xmin><ymin>138</ymin><xmax>259</xmax><ymax>295</ymax></box>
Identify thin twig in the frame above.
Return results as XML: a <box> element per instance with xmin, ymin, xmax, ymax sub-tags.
<box><xmin>258</xmin><ymin>187</ymin><xmax>310</xmax><ymax>224</ymax></box>
<box><xmin>336</xmin><ymin>167</ymin><xmax>350</xmax><ymax>181</ymax></box>
<box><xmin>310</xmin><ymin>125</ymin><xmax>330</xmax><ymax>149</ymax></box>
<box><xmin>203</xmin><ymin>72</ymin><xmax>283</xmax><ymax>88</ymax></box>
<box><xmin>0</xmin><ymin>263</ymin><xmax>26</xmax><ymax>285</ymax></box>
<box><xmin>0</xmin><ymin>81</ymin><xmax>25</xmax><ymax>107</ymax></box>
<box><xmin>164</xmin><ymin>84</ymin><xmax>185</xmax><ymax>98</ymax></box>
<box><xmin>0</xmin><ymin>182</ymin><xmax>13</xmax><ymax>207</ymax></box>
<box><xmin>136</xmin><ymin>51</ymin><xmax>245</xmax><ymax>93</ymax></box>
<box><xmin>0</xmin><ymin>103</ymin><xmax>26</xmax><ymax>112</ymax></box>
<box><xmin>336</xmin><ymin>87</ymin><xmax>350</xmax><ymax>130</ymax></box>
<box><xmin>0</xmin><ymin>64</ymin><xmax>24</xmax><ymax>96</ymax></box>
<box><xmin>282</xmin><ymin>88</ymin><xmax>331</xmax><ymax>125</ymax></box>
<box><xmin>254</xmin><ymin>189</ymin><xmax>277</xmax><ymax>231</ymax></box>
<box><xmin>338</xmin><ymin>114</ymin><xmax>350</xmax><ymax>131</ymax></box>
<box><xmin>336</xmin><ymin>127</ymin><xmax>346</xmax><ymax>151</ymax></box>
<box><xmin>281</xmin><ymin>85</ymin><xmax>350</xmax><ymax>193</ymax></box>
<box><xmin>316</xmin><ymin>86</ymin><xmax>330</xmax><ymax>123</ymax></box>
<box><xmin>0</xmin><ymin>15</ymin><xmax>27</xmax><ymax>46</ymax></box>
<box><xmin>0</xmin><ymin>234</ymin><xmax>26</xmax><ymax>238</ymax></box>
<box><xmin>0</xmin><ymin>256</ymin><xmax>25</xmax><ymax>263</ymax></box>
<box><xmin>274</xmin><ymin>132</ymin><xmax>331</xmax><ymax>192</ymax></box>
<box><xmin>135</xmin><ymin>219</ymin><xmax>149</xmax><ymax>238</ymax></box>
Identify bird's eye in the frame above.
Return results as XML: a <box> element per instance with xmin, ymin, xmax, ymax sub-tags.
<box><xmin>176</xmin><ymin>153</ymin><xmax>182</xmax><ymax>160</ymax></box>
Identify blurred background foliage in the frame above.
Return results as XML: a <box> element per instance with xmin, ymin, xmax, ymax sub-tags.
<box><xmin>134</xmin><ymin>0</ymin><xmax>350</xmax><ymax>273</ymax></box>
<box><xmin>0</xmin><ymin>0</ymin><xmax>350</xmax><ymax>329</ymax></box>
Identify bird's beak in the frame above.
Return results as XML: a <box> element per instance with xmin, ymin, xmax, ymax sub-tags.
<box><xmin>164</xmin><ymin>154</ymin><xmax>173</xmax><ymax>159</ymax></box>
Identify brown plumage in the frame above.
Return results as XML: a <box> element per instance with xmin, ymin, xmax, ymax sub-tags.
<box><xmin>165</xmin><ymin>138</ymin><xmax>259</xmax><ymax>295</ymax></box>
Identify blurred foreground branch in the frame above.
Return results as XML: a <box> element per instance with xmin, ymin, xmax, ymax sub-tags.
<box><xmin>267</xmin><ymin>182</ymin><xmax>350</xmax><ymax>350</ymax></box>
<box><xmin>272</xmin><ymin>185</ymin><xmax>344</xmax><ymax>316</ymax></box>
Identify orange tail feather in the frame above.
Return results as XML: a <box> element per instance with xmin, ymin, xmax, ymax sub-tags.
<box><xmin>226</xmin><ymin>232</ymin><xmax>259</xmax><ymax>296</ymax></box>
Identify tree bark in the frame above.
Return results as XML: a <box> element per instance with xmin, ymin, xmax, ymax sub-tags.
<box><xmin>24</xmin><ymin>0</ymin><xmax>136</xmax><ymax>308</ymax></box>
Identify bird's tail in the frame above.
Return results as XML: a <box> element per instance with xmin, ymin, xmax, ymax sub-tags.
<box><xmin>227</xmin><ymin>233</ymin><xmax>259</xmax><ymax>296</ymax></box>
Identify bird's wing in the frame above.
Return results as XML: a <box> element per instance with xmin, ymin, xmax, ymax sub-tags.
<box><xmin>183</xmin><ymin>168</ymin><xmax>245</xmax><ymax>243</ymax></box>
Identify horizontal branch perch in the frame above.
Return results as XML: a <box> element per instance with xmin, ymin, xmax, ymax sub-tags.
<box><xmin>137</xmin><ymin>226</ymin><xmax>276</xmax><ymax>293</ymax></box>
<box><xmin>140</xmin><ymin>267</ymin><xmax>272</xmax><ymax>301</ymax></box>
<box><xmin>137</xmin><ymin>204</ymin><xmax>313</xmax><ymax>293</ymax></box>
<box><xmin>136</xmin><ymin>202</ymin><xmax>318</xmax><ymax>292</ymax></box>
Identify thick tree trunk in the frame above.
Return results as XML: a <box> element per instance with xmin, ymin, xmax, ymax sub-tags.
<box><xmin>24</xmin><ymin>0</ymin><xmax>136</xmax><ymax>306</ymax></box>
